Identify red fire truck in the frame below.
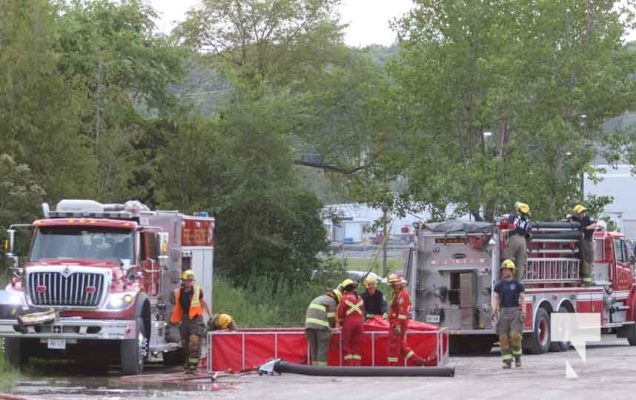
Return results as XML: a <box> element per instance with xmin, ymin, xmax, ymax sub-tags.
<box><xmin>0</xmin><ymin>199</ymin><xmax>214</xmax><ymax>374</ymax></box>
<box><xmin>406</xmin><ymin>218</ymin><xmax>636</xmax><ymax>354</ymax></box>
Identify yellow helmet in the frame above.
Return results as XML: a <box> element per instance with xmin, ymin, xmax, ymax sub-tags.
<box><xmin>215</xmin><ymin>313</ymin><xmax>233</xmax><ymax>329</ymax></box>
<box><xmin>181</xmin><ymin>269</ymin><xmax>195</xmax><ymax>280</ymax></box>
<box><xmin>517</xmin><ymin>203</ymin><xmax>530</xmax><ymax>214</ymax></box>
<box><xmin>573</xmin><ymin>204</ymin><xmax>587</xmax><ymax>214</ymax></box>
<box><xmin>328</xmin><ymin>288</ymin><xmax>342</xmax><ymax>303</ymax></box>
<box><xmin>364</xmin><ymin>275</ymin><xmax>377</xmax><ymax>288</ymax></box>
<box><xmin>501</xmin><ymin>259</ymin><xmax>516</xmax><ymax>271</ymax></box>
<box><xmin>340</xmin><ymin>278</ymin><xmax>358</xmax><ymax>290</ymax></box>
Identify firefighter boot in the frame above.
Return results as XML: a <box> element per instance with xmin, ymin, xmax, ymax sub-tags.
<box><xmin>502</xmin><ymin>359</ymin><xmax>512</xmax><ymax>369</ymax></box>
<box><xmin>514</xmin><ymin>356</ymin><xmax>522</xmax><ymax>368</ymax></box>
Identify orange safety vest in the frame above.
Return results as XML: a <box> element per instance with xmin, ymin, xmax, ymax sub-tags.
<box><xmin>170</xmin><ymin>285</ymin><xmax>203</xmax><ymax>323</ymax></box>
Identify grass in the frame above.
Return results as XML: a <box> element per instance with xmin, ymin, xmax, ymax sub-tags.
<box><xmin>0</xmin><ymin>345</ymin><xmax>19</xmax><ymax>391</ymax></box>
<box><xmin>213</xmin><ymin>253</ymin><xmax>404</xmax><ymax>328</ymax></box>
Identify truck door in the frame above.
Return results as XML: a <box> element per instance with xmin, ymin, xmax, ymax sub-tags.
<box><xmin>612</xmin><ymin>238</ymin><xmax>633</xmax><ymax>292</ymax></box>
<box><xmin>140</xmin><ymin>231</ymin><xmax>161</xmax><ymax>296</ymax></box>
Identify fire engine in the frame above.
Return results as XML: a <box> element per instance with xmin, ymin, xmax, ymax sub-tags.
<box><xmin>0</xmin><ymin>199</ymin><xmax>214</xmax><ymax>374</ymax></box>
<box><xmin>405</xmin><ymin>218</ymin><xmax>636</xmax><ymax>354</ymax></box>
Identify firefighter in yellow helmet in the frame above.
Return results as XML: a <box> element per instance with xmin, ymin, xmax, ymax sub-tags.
<box><xmin>337</xmin><ymin>278</ymin><xmax>365</xmax><ymax>366</ymax></box>
<box><xmin>169</xmin><ymin>269</ymin><xmax>213</xmax><ymax>374</ymax></box>
<box><xmin>207</xmin><ymin>313</ymin><xmax>238</xmax><ymax>331</ymax></box>
<box><xmin>491</xmin><ymin>259</ymin><xmax>526</xmax><ymax>369</ymax></box>
<box><xmin>360</xmin><ymin>275</ymin><xmax>388</xmax><ymax>320</ymax></box>
<box><xmin>504</xmin><ymin>202</ymin><xmax>532</xmax><ymax>280</ymax></box>
<box><xmin>386</xmin><ymin>272</ymin><xmax>429</xmax><ymax>366</ymax></box>
<box><xmin>569</xmin><ymin>204</ymin><xmax>602</xmax><ymax>287</ymax></box>
<box><xmin>304</xmin><ymin>287</ymin><xmax>341</xmax><ymax>366</ymax></box>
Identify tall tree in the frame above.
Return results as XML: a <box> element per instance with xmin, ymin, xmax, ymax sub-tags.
<box><xmin>0</xmin><ymin>0</ymin><xmax>95</xmax><ymax>201</ymax></box>
<box><xmin>54</xmin><ymin>0</ymin><xmax>187</xmax><ymax>202</ymax></box>
<box><xmin>388</xmin><ymin>0</ymin><xmax>636</xmax><ymax>221</ymax></box>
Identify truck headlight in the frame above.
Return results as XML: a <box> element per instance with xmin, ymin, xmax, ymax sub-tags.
<box><xmin>106</xmin><ymin>293</ymin><xmax>135</xmax><ymax>310</ymax></box>
<box><xmin>0</xmin><ymin>290</ymin><xmax>26</xmax><ymax>306</ymax></box>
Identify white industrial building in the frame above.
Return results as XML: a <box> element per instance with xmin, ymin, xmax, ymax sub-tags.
<box><xmin>322</xmin><ymin>203</ymin><xmax>468</xmax><ymax>244</ymax></box>
<box><xmin>584</xmin><ymin>164</ymin><xmax>636</xmax><ymax>239</ymax></box>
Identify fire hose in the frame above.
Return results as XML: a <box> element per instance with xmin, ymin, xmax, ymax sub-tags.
<box><xmin>257</xmin><ymin>359</ymin><xmax>455</xmax><ymax>377</ymax></box>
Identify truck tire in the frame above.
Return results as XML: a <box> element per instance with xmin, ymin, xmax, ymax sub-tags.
<box><xmin>525</xmin><ymin>308</ymin><xmax>551</xmax><ymax>354</ymax></box>
<box><xmin>3</xmin><ymin>338</ymin><xmax>27</xmax><ymax>368</ymax></box>
<box><xmin>120</xmin><ymin>317</ymin><xmax>148</xmax><ymax>375</ymax></box>
<box><xmin>549</xmin><ymin>306</ymin><xmax>570</xmax><ymax>352</ymax></box>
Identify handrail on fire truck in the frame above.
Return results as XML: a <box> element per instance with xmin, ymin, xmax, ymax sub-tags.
<box><xmin>524</xmin><ymin>257</ymin><xmax>580</xmax><ymax>283</ymax></box>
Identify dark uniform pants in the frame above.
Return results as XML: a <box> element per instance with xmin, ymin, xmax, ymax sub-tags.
<box><xmin>579</xmin><ymin>239</ymin><xmax>593</xmax><ymax>283</ymax></box>
<box><xmin>504</xmin><ymin>234</ymin><xmax>527</xmax><ymax>280</ymax></box>
<box><xmin>305</xmin><ymin>328</ymin><xmax>331</xmax><ymax>366</ymax></box>
<box><xmin>497</xmin><ymin>307</ymin><xmax>523</xmax><ymax>363</ymax></box>
<box><xmin>180</xmin><ymin>316</ymin><xmax>206</xmax><ymax>369</ymax></box>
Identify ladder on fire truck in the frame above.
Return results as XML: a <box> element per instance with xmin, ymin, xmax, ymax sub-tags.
<box><xmin>504</xmin><ymin>221</ymin><xmax>583</xmax><ymax>287</ymax></box>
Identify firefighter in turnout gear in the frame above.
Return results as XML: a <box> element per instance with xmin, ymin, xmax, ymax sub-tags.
<box><xmin>504</xmin><ymin>202</ymin><xmax>532</xmax><ymax>281</ymax></box>
<box><xmin>337</xmin><ymin>279</ymin><xmax>365</xmax><ymax>366</ymax></box>
<box><xmin>386</xmin><ymin>272</ymin><xmax>428</xmax><ymax>366</ymax></box>
<box><xmin>360</xmin><ymin>275</ymin><xmax>387</xmax><ymax>320</ymax></box>
<box><xmin>304</xmin><ymin>288</ymin><xmax>342</xmax><ymax>366</ymax></box>
<box><xmin>491</xmin><ymin>259</ymin><xmax>526</xmax><ymax>369</ymax></box>
<box><xmin>207</xmin><ymin>313</ymin><xmax>238</xmax><ymax>331</ymax></box>
<box><xmin>569</xmin><ymin>204</ymin><xmax>602</xmax><ymax>287</ymax></box>
<box><xmin>170</xmin><ymin>269</ymin><xmax>213</xmax><ymax>374</ymax></box>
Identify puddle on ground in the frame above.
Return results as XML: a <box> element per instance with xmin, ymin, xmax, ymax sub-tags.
<box><xmin>7</xmin><ymin>363</ymin><xmax>241</xmax><ymax>398</ymax></box>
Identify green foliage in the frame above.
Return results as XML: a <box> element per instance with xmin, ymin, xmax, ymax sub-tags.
<box><xmin>385</xmin><ymin>0</ymin><xmax>636</xmax><ymax>221</ymax></box>
<box><xmin>0</xmin><ymin>344</ymin><xmax>19</xmax><ymax>391</ymax></box>
<box><xmin>54</xmin><ymin>0</ymin><xmax>187</xmax><ymax>202</ymax></box>
<box><xmin>213</xmin><ymin>275</ymin><xmax>327</xmax><ymax>327</ymax></box>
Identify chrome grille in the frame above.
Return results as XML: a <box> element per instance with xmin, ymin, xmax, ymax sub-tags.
<box><xmin>28</xmin><ymin>271</ymin><xmax>105</xmax><ymax>307</ymax></box>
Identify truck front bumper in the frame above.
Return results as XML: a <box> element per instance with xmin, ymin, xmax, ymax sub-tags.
<box><xmin>0</xmin><ymin>317</ymin><xmax>137</xmax><ymax>340</ymax></box>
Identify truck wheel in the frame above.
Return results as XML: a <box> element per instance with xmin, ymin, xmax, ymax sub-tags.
<box><xmin>550</xmin><ymin>306</ymin><xmax>570</xmax><ymax>352</ymax></box>
<box><xmin>525</xmin><ymin>308</ymin><xmax>551</xmax><ymax>354</ymax></box>
<box><xmin>3</xmin><ymin>338</ymin><xmax>28</xmax><ymax>368</ymax></box>
<box><xmin>120</xmin><ymin>317</ymin><xmax>148</xmax><ymax>375</ymax></box>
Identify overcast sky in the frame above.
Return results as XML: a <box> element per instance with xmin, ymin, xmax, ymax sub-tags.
<box><xmin>147</xmin><ymin>0</ymin><xmax>414</xmax><ymax>47</ymax></box>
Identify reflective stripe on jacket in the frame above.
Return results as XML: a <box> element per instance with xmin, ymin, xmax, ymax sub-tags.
<box><xmin>170</xmin><ymin>285</ymin><xmax>203</xmax><ymax>323</ymax></box>
<box><xmin>305</xmin><ymin>294</ymin><xmax>337</xmax><ymax>330</ymax></box>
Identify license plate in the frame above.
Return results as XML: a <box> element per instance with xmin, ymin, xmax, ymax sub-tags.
<box><xmin>426</xmin><ymin>314</ymin><xmax>440</xmax><ymax>323</ymax></box>
<box><xmin>47</xmin><ymin>339</ymin><xmax>66</xmax><ymax>349</ymax></box>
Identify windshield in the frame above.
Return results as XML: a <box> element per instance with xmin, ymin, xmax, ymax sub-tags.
<box><xmin>30</xmin><ymin>226</ymin><xmax>134</xmax><ymax>263</ymax></box>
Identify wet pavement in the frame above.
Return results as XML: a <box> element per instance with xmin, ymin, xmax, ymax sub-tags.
<box><xmin>6</xmin><ymin>334</ymin><xmax>636</xmax><ymax>399</ymax></box>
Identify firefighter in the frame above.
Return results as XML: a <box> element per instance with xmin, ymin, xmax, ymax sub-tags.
<box><xmin>386</xmin><ymin>272</ymin><xmax>428</xmax><ymax>366</ymax></box>
<box><xmin>169</xmin><ymin>269</ymin><xmax>213</xmax><ymax>374</ymax></box>
<box><xmin>360</xmin><ymin>275</ymin><xmax>387</xmax><ymax>320</ymax></box>
<box><xmin>337</xmin><ymin>278</ymin><xmax>365</xmax><ymax>366</ymax></box>
<box><xmin>504</xmin><ymin>202</ymin><xmax>532</xmax><ymax>280</ymax></box>
<box><xmin>570</xmin><ymin>204</ymin><xmax>602</xmax><ymax>287</ymax></box>
<box><xmin>491</xmin><ymin>259</ymin><xmax>526</xmax><ymax>369</ymax></box>
<box><xmin>207</xmin><ymin>313</ymin><xmax>238</xmax><ymax>331</ymax></box>
<box><xmin>304</xmin><ymin>288</ymin><xmax>342</xmax><ymax>366</ymax></box>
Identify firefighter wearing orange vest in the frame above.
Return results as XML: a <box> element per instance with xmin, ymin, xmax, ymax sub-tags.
<box><xmin>387</xmin><ymin>272</ymin><xmax>427</xmax><ymax>366</ymax></box>
<box><xmin>170</xmin><ymin>269</ymin><xmax>213</xmax><ymax>374</ymax></box>
<box><xmin>337</xmin><ymin>278</ymin><xmax>365</xmax><ymax>366</ymax></box>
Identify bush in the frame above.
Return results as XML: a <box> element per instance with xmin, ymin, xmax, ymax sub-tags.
<box><xmin>213</xmin><ymin>274</ymin><xmax>329</xmax><ymax>327</ymax></box>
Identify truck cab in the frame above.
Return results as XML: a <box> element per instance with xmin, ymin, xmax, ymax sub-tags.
<box><xmin>0</xmin><ymin>199</ymin><xmax>214</xmax><ymax>375</ymax></box>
